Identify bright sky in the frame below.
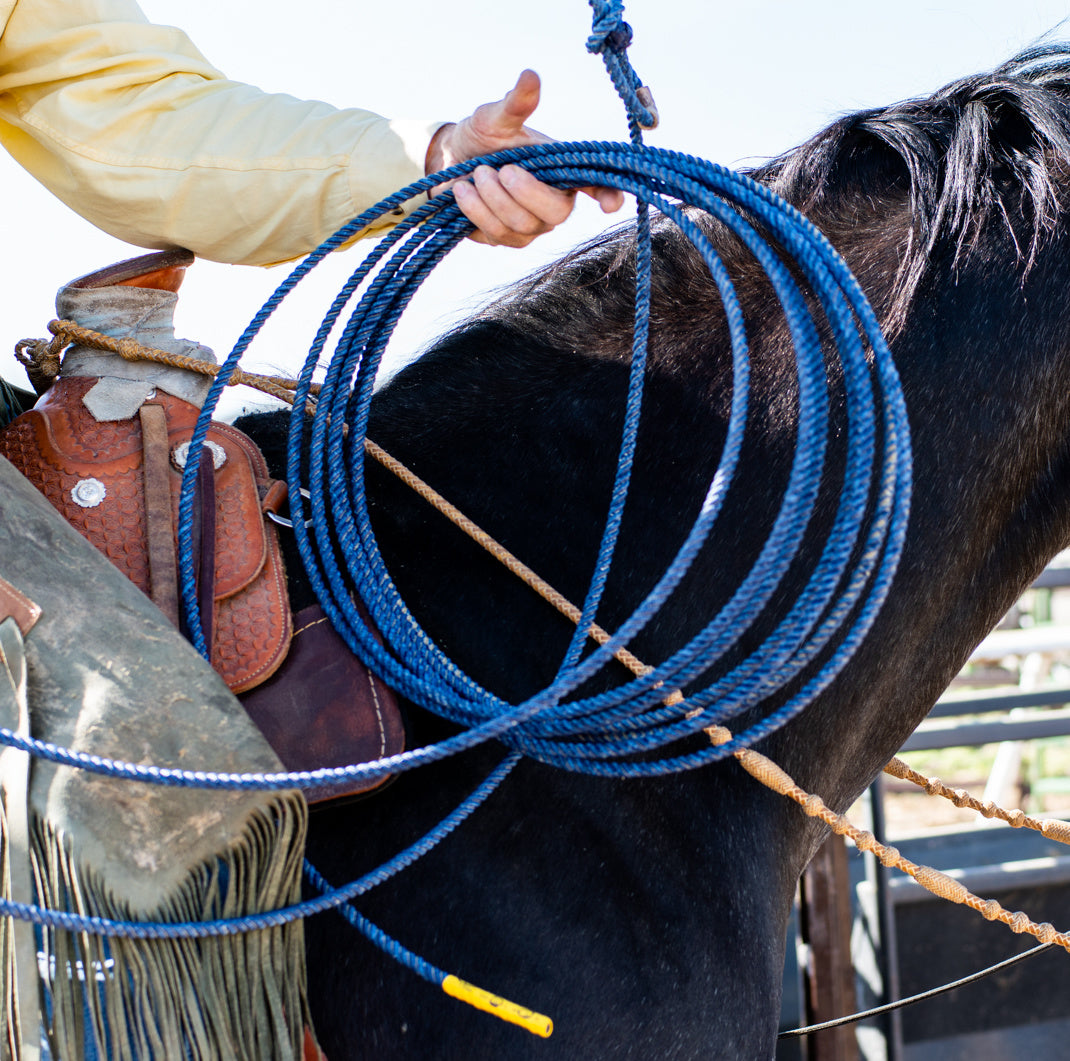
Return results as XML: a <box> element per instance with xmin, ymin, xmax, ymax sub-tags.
<box><xmin>3</xmin><ymin>0</ymin><xmax>1070</xmax><ymax>416</ymax></box>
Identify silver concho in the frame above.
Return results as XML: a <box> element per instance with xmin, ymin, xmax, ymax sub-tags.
<box><xmin>71</xmin><ymin>478</ymin><xmax>107</xmax><ymax>508</ymax></box>
<box><xmin>171</xmin><ymin>440</ymin><xmax>227</xmax><ymax>471</ymax></box>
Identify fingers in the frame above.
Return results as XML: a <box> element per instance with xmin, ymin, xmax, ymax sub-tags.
<box><xmin>428</xmin><ymin>68</ymin><xmax>626</xmax><ymax>246</ymax></box>
<box><xmin>581</xmin><ymin>186</ymin><xmax>626</xmax><ymax>214</ymax></box>
<box><xmin>458</xmin><ymin>73</ymin><xmax>550</xmax><ymax>162</ymax></box>
<box><xmin>454</xmin><ymin>164</ymin><xmax>575</xmax><ymax>248</ymax></box>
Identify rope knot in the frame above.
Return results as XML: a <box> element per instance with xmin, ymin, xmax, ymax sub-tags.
<box><xmin>585</xmin><ymin>0</ymin><xmax>657</xmax><ymax>134</ymax></box>
<box><xmin>603</xmin><ymin>21</ymin><xmax>633</xmax><ymax>53</ymax></box>
<box><xmin>14</xmin><ymin>334</ymin><xmax>66</xmax><ymax>395</ymax></box>
<box><xmin>981</xmin><ymin>898</ymin><xmax>1002</xmax><ymax>921</ymax></box>
<box><xmin>585</xmin><ymin>0</ymin><xmax>628</xmax><ymax>54</ymax></box>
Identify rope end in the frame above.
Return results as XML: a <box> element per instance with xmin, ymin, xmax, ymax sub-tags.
<box><xmin>441</xmin><ymin>975</ymin><xmax>553</xmax><ymax>1037</ymax></box>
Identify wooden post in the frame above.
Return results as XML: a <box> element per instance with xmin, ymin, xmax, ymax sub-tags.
<box><xmin>798</xmin><ymin>832</ymin><xmax>860</xmax><ymax>1061</ymax></box>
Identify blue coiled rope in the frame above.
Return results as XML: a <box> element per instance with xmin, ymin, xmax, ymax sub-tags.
<box><xmin>0</xmin><ymin>0</ymin><xmax>911</xmax><ymax>952</ymax></box>
<box><xmin>174</xmin><ymin>151</ymin><xmax>910</xmax><ymax>781</ymax></box>
<box><xmin>0</xmin><ymin>146</ymin><xmax>910</xmax><ymax>786</ymax></box>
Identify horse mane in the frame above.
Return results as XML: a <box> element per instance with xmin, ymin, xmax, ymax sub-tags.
<box><xmin>757</xmin><ymin>43</ymin><xmax>1070</xmax><ymax>332</ymax></box>
<box><xmin>473</xmin><ymin>43</ymin><xmax>1070</xmax><ymax>347</ymax></box>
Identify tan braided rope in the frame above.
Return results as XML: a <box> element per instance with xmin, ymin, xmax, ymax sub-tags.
<box><xmin>706</xmin><ymin>726</ymin><xmax>1070</xmax><ymax>951</ymax></box>
<box><xmin>354</xmin><ymin>415</ymin><xmax>1070</xmax><ymax>954</ymax></box>
<box><xmin>16</xmin><ymin>319</ymin><xmax>1070</xmax><ymax>953</ymax></box>
<box><xmin>15</xmin><ymin>319</ymin><xmax>308</xmax><ymax>404</ymax></box>
<box><xmin>883</xmin><ymin>754</ymin><xmax>1070</xmax><ymax>843</ymax></box>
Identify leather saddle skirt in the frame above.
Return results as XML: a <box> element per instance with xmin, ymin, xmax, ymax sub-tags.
<box><xmin>0</xmin><ymin>375</ymin><xmax>291</xmax><ymax>692</ymax></box>
<box><xmin>0</xmin><ymin>240</ymin><xmax>405</xmax><ymax>802</ymax></box>
<box><xmin>0</xmin><ymin>372</ymin><xmax>404</xmax><ymax>801</ymax></box>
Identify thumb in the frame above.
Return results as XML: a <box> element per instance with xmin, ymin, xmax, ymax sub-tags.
<box><xmin>497</xmin><ymin>69</ymin><xmax>542</xmax><ymax>132</ymax></box>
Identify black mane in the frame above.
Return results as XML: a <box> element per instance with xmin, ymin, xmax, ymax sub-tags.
<box><xmin>758</xmin><ymin>44</ymin><xmax>1070</xmax><ymax>329</ymax></box>
<box><xmin>468</xmin><ymin>44</ymin><xmax>1070</xmax><ymax>347</ymax></box>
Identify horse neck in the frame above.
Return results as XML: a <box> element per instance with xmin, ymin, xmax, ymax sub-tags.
<box><xmin>766</xmin><ymin>221</ymin><xmax>1070</xmax><ymax>812</ymax></box>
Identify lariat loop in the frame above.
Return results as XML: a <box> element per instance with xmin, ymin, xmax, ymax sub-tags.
<box><xmin>586</xmin><ymin>0</ymin><xmax>658</xmax><ymax>137</ymax></box>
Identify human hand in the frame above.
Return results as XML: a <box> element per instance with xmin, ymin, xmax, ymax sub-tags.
<box><xmin>425</xmin><ymin>70</ymin><xmax>624</xmax><ymax>247</ymax></box>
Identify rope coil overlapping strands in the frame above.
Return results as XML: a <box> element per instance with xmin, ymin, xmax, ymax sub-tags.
<box><xmin>172</xmin><ymin>153</ymin><xmax>912</xmax><ymax>779</ymax></box>
<box><xmin>0</xmin><ymin>41</ymin><xmax>914</xmax><ymax>791</ymax></box>
<box><xmin>0</xmin><ymin>0</ymin><xmax>913</xmax><ymax>958</ymax></box>
<box><xmin>0</xmin><ymin>1</ymin><xmax>1067</xmax><ymax>1019</ymax></box>
<box><xmin>0</xmin><ymin>140</ymin><xmax>915</xmax><ymax>784</ymax></box>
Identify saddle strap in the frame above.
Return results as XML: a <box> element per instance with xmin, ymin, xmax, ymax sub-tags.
<box><xmin>138</xmin><ymin>404</ymin><xmax>180</xmax><ymax>626</ymax></box>
<box><xmin>192</xmin><ymin>445</ymin><xmax>217</xmax><ymax>658</ymax></box>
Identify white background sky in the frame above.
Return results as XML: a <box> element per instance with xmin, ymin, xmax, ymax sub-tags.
<box><xmin>4</xmin><ymin>0</ymin><xmax>1070</xmax><ymax>415</ymax></box>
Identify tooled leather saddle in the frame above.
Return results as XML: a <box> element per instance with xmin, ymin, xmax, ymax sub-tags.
<box><xmin>0</xmin><ymin>251</ymin><xmax>403</xmax><ymax>803</ymax></box>
<box><xmin>2</xmin><ymin>374</ymin><xmax>292</xmax><ymax>691</ymax></box>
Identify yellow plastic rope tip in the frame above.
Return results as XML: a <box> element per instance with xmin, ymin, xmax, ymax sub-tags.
<box><xmin>441</xmin><ymin>974</ymin><xmax>553</xmax><ymax>1038</ymax></box>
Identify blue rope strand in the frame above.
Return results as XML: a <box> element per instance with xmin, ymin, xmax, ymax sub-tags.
<box><xmin>0</xmin><ymin>141</ymin><xmax>911</xmax><ymax>787</ymax></box>
<box><xmin>586</xmin><ymin>0</ymin><xmax>656</xmax><ymax>132</ymax></box>
<box><xmin>0</xmin><ymin>755</ymin><xmax>519</xmax><ymax>938</ymax></box>
<box><xmin>8</xmin><ymin>0</ymin><xmax>912</xmax><ymax>947</ymax></box>
<box><xmin>303</xmin><ymin>863</ymin><xmax>447</xmax><ymax>988</ymax></box>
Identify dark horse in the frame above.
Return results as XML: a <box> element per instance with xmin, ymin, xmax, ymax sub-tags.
<box><xmin>240</xmin><ymin>45</ymin><xmax>1070</xmax><ymax>1059</ymax></box>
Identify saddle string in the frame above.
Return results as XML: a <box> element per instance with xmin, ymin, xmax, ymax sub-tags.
<box><xmin>703</xmin><ymin>727</ymin><xmax>1070</xmax><ymax>950</ymax></box>
<box><xmin>19</xmin><ymin>320</ymin><xmax>1070</xmax><ymax>963</ymax></box>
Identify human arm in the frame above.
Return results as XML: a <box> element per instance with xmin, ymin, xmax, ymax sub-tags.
<box><xmin>0</xmin><ymin>2</ymin><xmax>621</xmax><ymax>261</ymax></box>
<box><xmin>0</xmin><ymin>0</ymin><xmax>442</xmax><ymax>265</ymax></box>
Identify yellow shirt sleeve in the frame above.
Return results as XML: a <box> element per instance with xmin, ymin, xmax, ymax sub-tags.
<box><xmin>0</xmin><ymin>0</ymin><xmax>444</xmax><ymax>265</ymax></box>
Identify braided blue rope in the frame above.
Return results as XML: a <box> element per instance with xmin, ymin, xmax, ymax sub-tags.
<box><xmin>0</xmin><ymin>141</ymin><xmax>911</xmax><ymax>801</ymax></box>
<box><xmin>0</xmin><ymin>143</ymin><xmax>910</xmax><ymax>788</ymax></box>
<box><xmin>0</xmin><ymin>1</ymin><xmax>912</xmax><ymax>949</ymax></box>
<box><xmin>0</xmin><ymin>754</ymin><xmax>519</xmax><ymax>939</ymax></box>
<box><xmin>586</xmin><ymin>0</ymin><xmax>657</xmax><ymax>134</ymax></box>
<box><xmin>303</xmin><ymin>863</ymin><xmax>448</xmax><ymax>988</ymax></box>
<box><xmin>560</xmin><ymin>8</ymin><xmax>655</xmax><ymax>675</ymax></box>
<box><xmin>280</xmin><ymin>144</ymin><xmax>909</xmax><ymax>773</ymax></box>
